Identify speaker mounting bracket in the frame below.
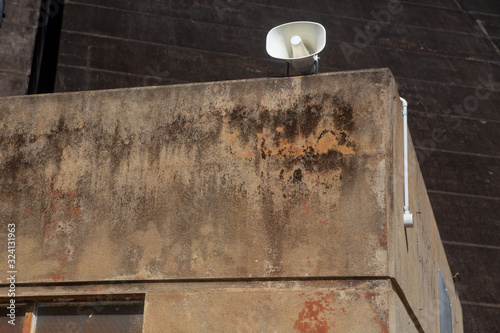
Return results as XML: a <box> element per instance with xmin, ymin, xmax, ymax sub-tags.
<box><xmin>285</xmin><ymin>57</ymin><xmax>318</xmax><ymax>77</ymax></box>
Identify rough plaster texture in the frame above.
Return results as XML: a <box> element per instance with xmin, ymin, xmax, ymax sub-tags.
<box><xmin>0</xmin><ymin>69</ymin><xmax>462</xmax><ymax>331</ymax></box>
<box><xmin>143</xmin><ymin>280</ymin><xmax>417</xmax><ymax>333</ymax></box>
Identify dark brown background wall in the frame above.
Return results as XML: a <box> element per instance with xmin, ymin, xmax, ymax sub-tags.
<box><xmin>2</xmin><ymin>0</ymin><xmax>500</xmax><ymax>331</ymax></box>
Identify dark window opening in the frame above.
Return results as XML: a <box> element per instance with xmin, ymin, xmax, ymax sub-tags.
<box><xmin>28</xmin><ymin>0</ymin><xmax>65</xmax><ymax>94</ymax></box>
<box><xmin>36</xmin><ymin>302</ymin><xmax>144</xmax><ymax>333</ymax></box>
<box><xmin>0</xmin><ymin>295</ymin><xmax>144</xmax><ymax>333</ymax></box>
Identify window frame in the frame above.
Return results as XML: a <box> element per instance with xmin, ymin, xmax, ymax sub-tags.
<box><xmin>0</xmin><ymin>294</ymin><xmax>144</xmax><ymax>333</ymax></box>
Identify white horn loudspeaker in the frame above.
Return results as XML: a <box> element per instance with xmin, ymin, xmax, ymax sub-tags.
<box><xmin>266</xmin><ymin>21</ymin><xmax>326</xmax><ymax>75</ymax></box>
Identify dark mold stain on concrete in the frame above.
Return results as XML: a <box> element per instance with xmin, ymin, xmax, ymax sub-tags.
<box><xmin>225</xmin><ymin>93</ymin><xmax>356</xmax><ymax>174</ymax></box>
<box><xmin>109</xmin><ymin>123</ymin><xmax>134</xmax><ymax>174</ymax></box>
<box><xmin>143</xmin><ymin>108</ymin><xmax>224</xmax><ymax>166</ymax></box>
<box><xmin>46</xmin><ymin>116</ymin><xmax>69</xmax><ymax>169</ymax></box>
<box><xmin>260</xmin><ymin>137</ymin><xmax>267</xmax><ymax>160</ymax></box>
<box><xmin>328</xmin><ymin>95</ymin><xmax>355</xmax><ymax>133</ymax></box>
<box><xmin>293</xmin><ymin>168</ymin><xmax>303</xmax><ymax>183</ymax></box>
<box><xmin>295</xmin><ymin>94</ymin><xmax>324</xmax><ymax>137</ymax></box>
<box><xmin>275</xmin><ymin>93</ymin><xmax>354</xmax><ymax>142</ymax></box>
<box><xmin>229</xmin><ymin>105</ymin><xmax>260</xmax><ymax>145</ymax></box>
<box><xmin>227</xmin><ymin>92</ymin><xmax>354</xmax><ymax>143</ymax></box>
<box><xmin>0</xmin><ymin>152</ymin><xmax>30</xmax><ymax>181</ymax></box>
<box><xmin>0</xmin><ymin>116</ymin><xmax>77</xmax><ymax>180</ymax></box>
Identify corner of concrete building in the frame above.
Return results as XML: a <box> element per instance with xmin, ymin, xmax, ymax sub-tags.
<box><xmin>386</xmin><ymin>89</ymin><xmax>463</xmax><ymax>332</ymax></box>
<box><xmin>0</xmin><ymin>68</ymin><xmax>462</xmax><ymax>332</ymax></box>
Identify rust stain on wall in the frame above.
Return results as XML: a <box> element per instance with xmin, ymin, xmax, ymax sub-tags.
<box><xmin>294</xmin><ymin>292</ymin><xmax>337</xmax><ymax>332</ymax></box>
<box><xmin>300</xmin><ymin>199</ymin><xmax>310</xmax><ymax>217</ymax></box>
<box><xmin>379</xmin><ymin>225</ymin><xmax>388</xmax><ymax>249</ymax></box>
<box><xmin>364</xmin><ymin>291</ymin><xmax>389</xmax><ymax>333</ymax></box>
<box><xmin>42</xmin><ymin>174</ymin><xmax>82</xmax><ymax>240</ymax></box>
<box><xmin>38</xmin><ymin>174</ymin><xmax>82</xmax><ymax>281</ymax></box>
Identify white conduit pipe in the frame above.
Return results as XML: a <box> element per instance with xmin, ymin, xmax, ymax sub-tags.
<box><xmin>400</xmin><ymin>97</ymin><xmax>414</xmax><ymax>228</ymax></box>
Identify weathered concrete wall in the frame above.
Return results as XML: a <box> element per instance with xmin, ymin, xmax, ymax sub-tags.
<box><xmin>0</xmin><ymin>0</ymin><xmax>41</xmax><ymax>96</ymax></box>
<box><xmin>0</xmin><ymin>69</ymin><xmax>462</xmax><ymax>331</ymax></box>
<box><xmin>0</xmin><ymin>69</ymin><xmax>394</xmax><ymax>282</ymax></box>
<box><xmin>144</xmin><ymin>280</ymin><xmax>417</xmax><ymax>333</ymax></box>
